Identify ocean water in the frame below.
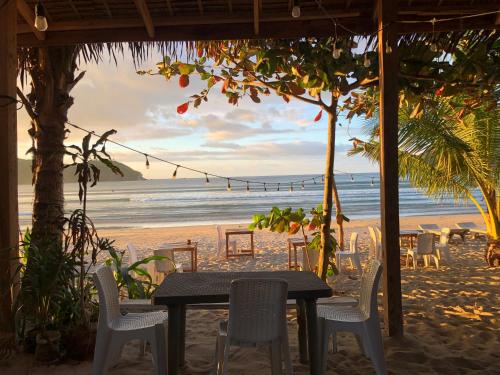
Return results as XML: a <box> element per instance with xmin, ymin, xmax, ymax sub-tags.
<box><xmin>18</xmin><ymin>173</ymin><xmax>480</xmax><ymax>229</ymax></box>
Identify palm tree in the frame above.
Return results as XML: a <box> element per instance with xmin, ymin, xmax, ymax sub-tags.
<box><xmin>350</xmin><ymin>94</ymin><xmax>499</xmax><ymax>253</ymax></box>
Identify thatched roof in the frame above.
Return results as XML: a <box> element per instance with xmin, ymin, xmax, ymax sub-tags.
<box><xmin>16</xmin><ymin>0</ymin><xmax>499</xmax><ymax>47</ymax></box>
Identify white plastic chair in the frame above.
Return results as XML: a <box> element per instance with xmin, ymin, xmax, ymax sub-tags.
<box><xmin>214</xmin><ymin>278</ymin><xmax>292</xmax><ymax>375</ymax></box>
<box><xmin>336</xmin><ymin>232</ymin><xmax>362</xmax><ymax>274</ymax></box>
<box><xmin>435</xmin><ymin>228</ymin><xmax>452</xmax><ymax>263</ymax></box>
<box><xmin>368</xmin><ymin>227</ymin><xmax>381</xmax><ymax>260</ymax></box>
<box><xmin>216</xmin><ymin>225</ymin><xmax>237</xmax><ymax>258</ymax></box>
<box><xmin>126</xmin><ymin>243</ymin><xmax>155</xmax><ymax>279</ymax></box>
<box><xmin>92</xmin><ymin>266</ymin><xmax>168</xmax><ymax>375</ymax></box>
<box><xmin>418</xmin><ymin>223</ymin><xmax>441</xmax><ymax>236</ymax></box>
<box><xmin>406</xmin><ymin>233</ymin><xmax>439</xmax><ymax>269</ymax></box>
<box><xmin>318</xmin><ymin>259</ymin><xmax>386</xmax><ymax>375</ymax></box>
<box><xmin>153</xmin><ymin>248</ymin><xmax>182</xmax><ymax>284</ymax></box>
<box><xmin>300</xmin><ymin>246</ymin><xmax>319</xmax><ymax>272</ymax></box>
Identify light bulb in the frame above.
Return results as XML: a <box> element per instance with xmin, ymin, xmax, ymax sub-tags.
<box><xmin>264</xmin><ymin>183</ymin><xmax>267</xmax><ymax>192</ymax></box>
<box><xmin>301</xmin><ymin>181</ymin><xmax>305</xmax><ymax>190</ymax></box>
<box><xmin>350</xmin><ymin>174</ymin><xmax>354</xmax><ymax>182</ymax></box>
<box><xmin>363</xmin><ymin>54</ymin><xmax>371</xmax><ymax>68</ymax></box>
<box><xmin>332</xmin><ymin>45</ymin><xmax>342</xmax><ymax>59</ymax></box>
<box><xmin>227</xmin><ymin>179</ymin><xmax>232</xmax><ymax>191</ymax></box>
<box><xmin>385</xmin><ymin>40</ymin><xmax>392</xmax><ymax>54</ymax></box>
<box><xmin>246</xmin><ymin>182</ymin><xmax>250</xmax><ymax>192</ymax></box>
<box><xmin>145</xmin><ymin>155</ymin><xmax>150</xmax><ymax>169</ymax></box>
<box><xmin>292</xmin><ymin>5</ymin><xmax>301</xmax><ymax>18</ymax></box>
<box><xmin>277</xmin><ymin>183</ymin><xmax>280</xmax><ymax>192</ymax></box>
<box><xmin>430</xmin><ymin>42</ymin><xmax>438</xmax><ymax>52</ymax></box>
<box><xmin>172</xmin><ymin>165</ymin><xmax>179</xmax><ymax>179</ymax></box>
<box><xmin>205</xmin><ymin>173</ymin><xmax>210</xmax><ymax>184</ymax></box>
<box><xmin>289</xmin><ymin>184</ymin><xmax>294</xmax><ymax>192</ymax></box>
<box><xmin>371</xmin><ymin>177</ymin><xmax>374</xmax><ymax>187</ymax></box>
<box><xmin>34</xmin><ymin>3</ymin><xmax>48</xmax><ymax>31</ymax></box>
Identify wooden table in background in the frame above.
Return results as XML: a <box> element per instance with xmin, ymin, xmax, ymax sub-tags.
<box><xmin>225</xmin><ymin>228</ymin><xmax>254</xmax><ymax>258</ymax></box>
<box><xmin>399</xmin><ymin>230</ymin><xmax>421</xmax><ymax>250</ymax></box>
<box><xmin>287</xmin><ymin>237</ymin><xmax>309</xmax><ymax>270</ymax></box>
<box><xmin>153</xmin><ymin>271</ymin><xmax>332</xmax><ymax>375</ymax></box>
<box><xmin>160</xmin><ymin>242</ymin><xmax>198</xmax><ymax>272</ymax></box>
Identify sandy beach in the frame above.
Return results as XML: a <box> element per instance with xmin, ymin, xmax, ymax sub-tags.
<box><xmin>2</xmin><ymin>213</ymin><xmax>499</xmax><ymax>374</ymax></box>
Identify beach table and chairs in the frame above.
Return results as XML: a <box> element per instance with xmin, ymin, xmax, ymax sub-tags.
<box><xmin>159</xmin><ymin>241</ymin><xmax>198</xmax><ymax>272</ymax></box>
<box><xmin>406</xmin><ymin>233</ymin><xmax>440</xmax><ymax>270</ymax></box>
<box><xmin>287</xmin><ymin>237</ymin><xmax>308</xmax><ymax>270</ymax></box>
<box><xmin>153</xmin><ymin>271</ymin><xmax>332</xmax><ymax>375</ymax></box>
<box><xmin>399</xmin><ymin>229</ymin><xmax>421</xmax><ymax>250</ymax></box>
<box><xmin>224</xmin><ymin>228</ymin><xmax>255</xmax><ymax>258</ymax></box>
<box><xmin>419</xmin><ymin>223</ymin><xmax>468</xmax><ymax>241</ymax></box>
<box><xmin>336</xmin><ymin>232</ymin><xmax>362</xmax><ymax>274</ymax></box>
<box><xmin>456</xmin><ymin>222</ymin><xmax>487</xmax><ymax>237</ymax></box>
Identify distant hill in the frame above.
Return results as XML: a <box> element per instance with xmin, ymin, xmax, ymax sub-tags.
<box><xmin>18</xmin><ymin>159</ymin><xmax>145</xmax><ymax>185</ymax></box>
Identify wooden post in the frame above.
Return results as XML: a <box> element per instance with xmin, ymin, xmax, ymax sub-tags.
<box><xmin>0</xmin><ymin>0</ymin><xmax>19</xmax><ymax>334</ymax></box>
<box><xmin>377</xmin><ymin>0</ymin><xmax>403</xmax><ymax>337</ymax></box>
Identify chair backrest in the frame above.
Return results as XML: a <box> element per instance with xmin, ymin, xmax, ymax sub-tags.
<box><xmin>358</xmin><ymin>259</ymin><xmax>383</xmax><ymax>319</ymax></box>
<box><xmin>349</xmin><ymin>232</ymin><xmax>359</xmax><ymax>253</ymax></box>
<box><xmin>368</xmin><ymin>226</ymin><xmax>378</xmax><ymax>247</ymax></box>
<box><xmin>126</xmin><ymin>243</ymin><xmax>139</xmax><ymax>265</ymax></box>
<box><xmin>456</xmin><ymin>222</ymin><xmax>476</xmax><ymax>230</ymax></box>
<box><xmin>302</xmin><ymin>247</ymin><xmax>319</xmax><ymax>272</ymax></box>
<box><xmin>416</xmin><ymin>233</ymin><xmax>435</xmax><ymax>255</ymax></box>
<box><xmin>154</xmin><ymin>249</ymin><xmax>176</xmax><ymax>274</ymax></box>
<box><xmin>439</xmin><ymin>228</ymin><xmax>450</xmax><ymax>246</ymax></box>
<box><xmin>227</xmin><ymin>278</ymin><xmax>288</xmax><ymax>344</ymax></box>
<box><xmin>93</xmin><ymin>266</ymin><xmax>121</xmax><ymax>327</ymax></box>
<box><xmin>374</xmin><ymin>226</ymin><xmax>382</xmax><ymax>242</ymax></box>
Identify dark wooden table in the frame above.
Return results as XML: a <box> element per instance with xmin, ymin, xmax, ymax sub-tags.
<box><xmin>225</xmin><ymin>228</ymin><xmax>254</xmax><ymax>258</ymax></box>
<box><xmin>153</xmin><ymin>271</ymin><xmax>332</xmax><ymax>375</ymax></box>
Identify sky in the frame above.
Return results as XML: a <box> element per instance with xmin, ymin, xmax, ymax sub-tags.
<box><xmin>17</xmin><ymin>51</ymin><xmax>378</xmax><ymax>179</ymax></box>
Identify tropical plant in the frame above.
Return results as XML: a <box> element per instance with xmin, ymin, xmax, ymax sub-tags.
<box><xmin>105</xmin><ymin>245</ymin><xmax>164</xmax><ymax>299</ymax></box>
<box><xmin>350</xmin><ymin>94</ymin><xmax>499</xmax><ymax>257</ymax></box>
<box><xmin>250</xmin><ymin>205</ymin><xmax>338</xmax><ymax>278</ymax></box>
<box><xmin>64</xmin><ymin>131</ymin><xmax>122</xmax><ymax>328</ymax></box>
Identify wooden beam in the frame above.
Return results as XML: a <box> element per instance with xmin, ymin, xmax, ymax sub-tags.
<box><xmin>197</xmin><ymin>0</ymin><xmax>204</xmax><ymax>16</ymax></box>
<box><xmin>0</xmin><ymin>0</ymin><xmax>19</xmax><ymax>334</ymax></box>
<box><xmin>16</xmin><ymin>0</ymin><xmax>45</xmax><ymax>40</ymax></box>
<box><xmin>254</xmin><ymin>0</ymin><xmax>259</xmax><ymax>35</ymax></box>
<box><xmin>377</xmin><ymin>0</ymin><xmax>403</xmax><ymax>337</ymax></box>
<box><xmin>226</xmin><ymin>0</ymin><xmax>232</xmax><ymax>14</ymax></box>
<box><xmin>133</xmin><ymin>0</ymin><xmax>155</xmax><ymax>38</ymax></box>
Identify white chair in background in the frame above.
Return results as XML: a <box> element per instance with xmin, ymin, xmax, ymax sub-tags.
<box><xmin>92</xmin><ymin>266</ymin><xmax>168</xmax><ymax>375</ymax></box>
<box><xmin>300</xmin><ymin>246</ymin><xmax>319</xmax><ymax>272</ymax></box>
<box><xmin>406</xmin><ymin>233</ymin><xmax>439</xmax><ymax>269</ymax></box>
<box><xmin>214</xmin><ymin>278</ymin><xmax>292</xmax><ymax>375</ymax></box>
<box><xmin>153</xmin><ymin>248</ymin><xmax>182</xmax><ymax>284</ymax></box>
<box><xmin>126</xmin><ymin>243</ymin><xmax>155</xmax><ymax>279</ymax></box>
<box><xmin>216</xmin><ymin>225</ymin><xmax>237</xmax><ymax>258</ymax></box>
<box><xmin>335</xmin><ymin>232</ymin><xmax>362</xmax><ymax>274</ymax></box>
<box><xmin>418</xmin><ymin>223</ymin><xmax>441</xmax><ymax>236</ymax></box>
<box><xmin>368</xmin><ymin>226</ymin><xmax>381</xmax><ymax>260</ymax></box>
<box><xmin>435</xmin><ymin>228</ymin><xmax>452</xmax><ymax>263</ymax></box>
<box><xmin>318</xmin><ymin>259</ymin><xmax>386</xmax><ymax>375</ymax></box>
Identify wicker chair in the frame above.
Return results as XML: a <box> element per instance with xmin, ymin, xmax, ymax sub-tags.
<box><xmin>92</xmin><ymin>266</ymin><xmax>168</xmax><ymax>375</ymax></box>
<box><xmin>336</xmin><ymin>232</ymin><xmax>362</xmax><ymax>274</ymax></box>
<box><xmin>214</xmin><ymin>278</ymin><xmax>292</xmax><ymax>375</ymax></box>
<box><xmin>318</xmin><ymin>259</ymin><xmax>386</xmax><ymax>375</ymax></box>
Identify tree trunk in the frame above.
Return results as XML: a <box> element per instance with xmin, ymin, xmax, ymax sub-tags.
<box><xmin>318</xmin><ymin>101</ymin><xmax>338</xmax><ymax>279</ymax></box>
<box><xmin>27</xmin><ymin>46</ymin><xmax>80</xmax><ymax>245</ymax></box>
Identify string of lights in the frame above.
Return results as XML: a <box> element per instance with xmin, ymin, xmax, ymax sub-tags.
<box><xmin>65</xmin><ymin>121</ymin><xmax>379</xmax><ymax>190</ymax></box>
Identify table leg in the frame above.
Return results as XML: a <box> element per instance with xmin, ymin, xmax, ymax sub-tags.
<box><xmin>294</xmin><ymin>245</ymin><xmax>298</xmax><ymax>270</ymax></box>
<box><xmin>288</xmin><ymin>242</ymin><xmax>292</xmax><ymax>269</ymax></box>
<box><xmin>226</xmin><ymin>233</ymin><xmax>229</xmax><ymax>258</ymax></box>
<box><xmin>179</xmin><ymin>304</ymin><xmax>186</xmax><ymax>366</ymax></box>
<box><xmin>296</xmin><ymin>299</ymin><xmax>308</xmax><ymax>364</ymax></box>
<box><xmin>251</xmin><ymin>232</ymin><xmax>254</xmax><ymax>257</ymax></box>
<box><xmin>167</xmin><ymin>304</ymin><xmax>181</xmax><ymax>374</ymax></box>
<box><xmin>305</xmin><ymin>299</ymin><xmax>320</xmax><ymax>375</ymax></box>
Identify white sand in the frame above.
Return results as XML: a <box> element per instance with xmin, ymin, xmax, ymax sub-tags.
<box><xmin>2</xmin><ymin>213</ymin><xmax>499</xmax><ymax>374</ymax></box>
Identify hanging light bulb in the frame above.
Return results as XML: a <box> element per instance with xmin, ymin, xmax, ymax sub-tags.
<box><xmin>430</xmin><ymin>41</ymin><xmax>438</xmax><ymax>53</ymax></box>
<box><xmin>291</xmin><ymin>0</ymin><xmax>301</xmax><ymax>18</ymax></box>
<box><xmin>322</xmin><ymin>175</ymin><xmax>325</xmax><ymax>183</ymax></box>
<box><xmin>350</xmin><ymin>174</ymin><xmax>354</xmax><ymax>182</ymax></box>
<box><xmin>332</xmin><ymin>42</ymin><xmax>342</xmax><ymax>59</ymax></box>
<box><xmin>145</xmin><ymin>154</ymin><xmax>150</xmax><ymax>169</ymax></box>
<box><xmin>371</xmin><ymin>177</ymin><xmax>374</xmax><ymax>187</ymax></box>
<box><xmin>246</xmin><ymin>181</ymin><xmax>250</xmax><ymax>192</ymax></box>
<box><xmin>363</xmin><ymin>53</ymin><xmax>371</xmax><ymax>68</ymax></box>
<box><xmin>34</xmin><ymin>2</ymin><xmax>48</xmax><ymax>32</ymax></box>
<box><xmin>289</xmin><ymin>183</ymin><xmax>294</xmax><ymax>192</ymax></box>
<box><xmin>227</xmin><ymin>179</ymin><xmax>232</xmax><ymax>191</ymax></box>
<box><xmin>301</xmin><ymin>181</ymin><xmax>305</xmax><ymax>190</ymax></box>
<box><xmin>277</xmin><ymin>183</ymin><xmax>280</xmax><ymax>192</ymax></box>
<box><xmin>172</xmin><ymin>165</ymin><xmax>179</xmax><ymax>179</ymax></box>
<box><xmin>385</xmin><ymin>40</ymin><xmax>392</xmax><ymax>54</ymax></box>
<box><xmin>313</xmin><ymin>178</ymin><xmax>316</xmax><ymax>185</ymax></box>
<box><xmin>264</xmin><ymin>183</ymin><xmax>267</xmax><ymax>192</ymax></box>
<box><xmin>205</xmin><ymin>173</ymin><xmax>210</xmax><ymax>184</ymax></box>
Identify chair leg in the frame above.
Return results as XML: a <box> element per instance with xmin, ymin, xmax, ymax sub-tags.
<box><xmin>406</xmin><ymin>253</ymin><xmax>410</xmax><ymax>268</ymax></box>
<box><xmin>354</xmin><ymin>255</ymin><xmax>362</xmax><ymax>274</ymax></box>
<box><xmin>335</xmin><ymin>254</ymin><xmax>341</xmax><ymax>274</ymax></box>
<box><xmin>423</xmin><ymin>255</ymin><xmax>429</xmax><ymax>267</ymax></box>
<box><xmin>92</xmin><ymin>328</ymin><xmax>112</xmax><ymax>375</ymax></box>
<box><xmin>355</xmin><ymin>333</ymin><xmax>370</xmax><ymax>359</ymax></box>
<box><xmin>281</xmin><ymin>331</ymin><xmax>293</xmax><ymax>375</ymax></box>
<box><xmin>433</xmin><ymin>255</ymin><xmax>439</xmax><ymax>270</ymax></box>
<box><xmin>150</xmin><ymin>323</ymin><xmax>167</xmax><ymax>375</ymax></box>
<box><xmin>364</xmin><ymin>321</ymin><xmax>387</xmax><ymax>375</ymax></box>
<box><xmin>270</xmin><ymin>339</ymin><xmax>282</xmax><ymax>375</ymax></box>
